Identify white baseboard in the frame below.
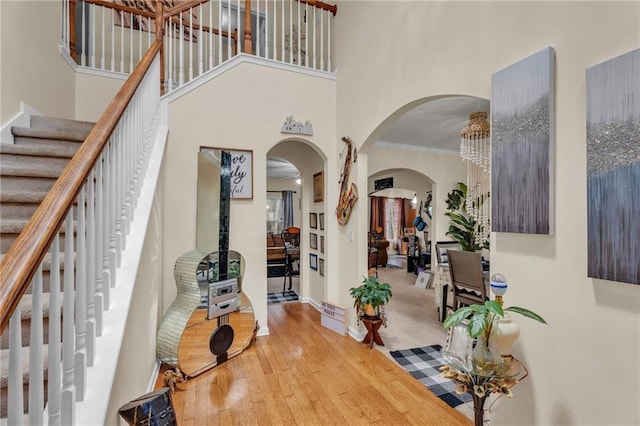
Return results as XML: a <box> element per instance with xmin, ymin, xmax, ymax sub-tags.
<box><xmin>347</xmin><ymin>325</ymin><xmax>366</xmax><ymax>342</ymax></box>
<box><xmin>1</xmin><ymin>101</ymin><xmax>41</xmax><ymax>144</ymax></box>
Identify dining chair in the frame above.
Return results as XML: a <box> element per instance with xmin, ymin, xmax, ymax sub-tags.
<box><xmin>447</xmin><ymin>250</ymin><xmax>488</xmax><ymax>311</ymax></box>
<box><xmin>281</xmin><ymin>227</ymin><xmax>301</xmax><ymax>292</ymax></box>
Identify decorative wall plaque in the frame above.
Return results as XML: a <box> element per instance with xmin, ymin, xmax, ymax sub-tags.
<box><xmin>281</xmin><ymin>116</ymin><xmax>313</xmax><ymax>135</ymax></box>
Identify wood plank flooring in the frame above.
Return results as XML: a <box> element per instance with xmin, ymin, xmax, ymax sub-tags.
<box><xmin>156</xmin><ymin>302</ymin><xmax>471</xmax><ymax>425</ymax></box>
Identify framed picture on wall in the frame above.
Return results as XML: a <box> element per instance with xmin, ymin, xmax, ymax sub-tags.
<box><xmin>310</xmin><ymin>233</ymin><xmax>318</xmax><ymax>250</ymax></box>
<box><xmin>200</xmin><ymin>147</ymin><xmax>253</xmax><ymax>199</ymax></box>
<box><xmin>319</xmin><ymin>213</ymin><xmax>325</xmax><ymax>230</ymax></box>
<box><xmin>310</xmin><ymin>253</ymin><xmax>318</xmax><ymax>271</ymax></box>
<box><xmin>313</xmin><ymin>172</ymin><xmax>324</xmax><ymax>202</ymax></box>
<box><xmin>320</xmin><ymin>235</ymin><xmax>325</xmax><ymax>253</ymax></box>
<box><xmin>319</xmin><ymin>258</ymin><xmax>325</xmax><ymax>276</ymax></box>
<box><xmin>310</xmin><ymin>212</ymin><xmax>318</xmax><ymax>229</ymax></box>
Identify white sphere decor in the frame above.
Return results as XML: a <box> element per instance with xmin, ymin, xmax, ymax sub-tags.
<box><xmin>489</xmin><ymin>273</ymin><xmax>521</xmax><ymax>360</ymax></box>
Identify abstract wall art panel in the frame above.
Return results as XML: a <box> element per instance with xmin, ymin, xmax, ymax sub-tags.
<box><xmin>491</xmin><ymin>47</ymin><xmax>555</xmax><ymax>234</ymax></box>
<box><xmin>586</xmin><ymin>48</ymin><xmax>640</xmax><ymax>285</ymax></box>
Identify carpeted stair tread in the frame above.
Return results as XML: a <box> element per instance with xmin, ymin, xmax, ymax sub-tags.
<box><xmin>0</xmin><ymin>162</ymin><xmax>67</xmax><ymax>179</ymax></box>
<box><xmin>0</xmin><ymin>141</ymin><xmax>78</xmax><ymax>158</ymax></box>
<box><xmin>0</xmin><ymin>345</ymin><xmax>50</xmax><ymax>388</ymax></box>
<box><xmin>30</xmin><ymin>115</ymin><xmax>95</xmax><ymax>137</ymax></box>
<box><xmin>11</xmin><ymin>125</ymin><xmax>89</xmax><ymax>143</ymax></box>
<box><xmin>0</xmin><ymin>189</ymin><xmax>49</xmax><ymax>203</ymax></box>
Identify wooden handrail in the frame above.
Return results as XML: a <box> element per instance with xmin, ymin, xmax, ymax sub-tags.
<box><xmin>163</xmin><ymin>0</ymin><xmax>208</xmax><ymax>19</ymax></box>
<box><xmin>82</xmin><ymin>0</ymin><xmax>156</xmax><ymax>19</ymax></box>
<box><xmin>0</xmin><ymin>40</ymin><xmax>162</xmax><ymax>333</ymax></box>
<box><xmin>299</xmin><ymin>0</ymin><xmax>337</xmax><ymax>15</ymax></box>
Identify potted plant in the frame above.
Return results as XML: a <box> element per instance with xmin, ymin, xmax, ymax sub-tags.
<box><xmin>445</xmin><ymin>182</ymin><xmax>489</xmax><ymax>252</ymax></box>
<box><xmin>349</xmin><ymin>276</ymin><xmax>393</xmax><ymax>325</ymax></box>
<box><xmin>443</xmin><ymin>300</ymin><xmax>546</xmax><ymax>369</ymax></box>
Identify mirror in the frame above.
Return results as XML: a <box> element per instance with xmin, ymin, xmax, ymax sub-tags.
<box><xmin>156</xmin><ymin>148</ymin><xmax>257</xmax><ymax>377</ymax></box>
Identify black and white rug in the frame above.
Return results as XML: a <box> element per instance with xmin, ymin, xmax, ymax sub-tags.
<box><xmin>390</xmin><ymin>344</ymin><xmax>472</xmax><ymax>408</ymax></box>
<box><xmin>267</xmin><ymin>290</ymin><xmax>299</xmax><ymax>304</ymax></box>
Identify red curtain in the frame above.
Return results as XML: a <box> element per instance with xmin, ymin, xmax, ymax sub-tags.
<box><xmin>369</xmin><ymin>196</ymin><xmax>386</xmax><ymax>234</ymax></box>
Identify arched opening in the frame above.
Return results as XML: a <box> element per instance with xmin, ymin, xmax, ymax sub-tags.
<box><xmin>265</xmin><ymin>139</ymin><xmax>327</xmax><ymax>315</ymax></box>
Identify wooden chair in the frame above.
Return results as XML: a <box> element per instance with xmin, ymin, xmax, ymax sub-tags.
<box><xmin>447</xmin><ymin>250</ymin><xmax>488</xmax><ymax>310</ymax></box>
<box><xmin>281</xmin><ymin>227</ymin><xmax>301</xmax><ymax>292</ymax></box>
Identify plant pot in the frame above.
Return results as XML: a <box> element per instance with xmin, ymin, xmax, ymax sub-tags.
<box><xmin>364</xmin><ymin>304</ymin><xmax>376</xmax><ymax>317</ymax></box>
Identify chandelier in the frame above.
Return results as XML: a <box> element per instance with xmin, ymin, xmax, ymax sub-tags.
<box><xmin>460</xmin><ymin>111</ymin><xmax>490</xmax><ymax>248</ymax></box>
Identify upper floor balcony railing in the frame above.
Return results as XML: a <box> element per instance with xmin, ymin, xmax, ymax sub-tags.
<box><xmin>62</xmin><ymin>0</ymin><xmax>338</xmax><ymax>93</ymax></box>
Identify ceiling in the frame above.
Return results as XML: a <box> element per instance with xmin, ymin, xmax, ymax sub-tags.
<box><xmin>268</xmin><ymin>95</ymin><xmax>490</xmax><ymax>178</ymax></box>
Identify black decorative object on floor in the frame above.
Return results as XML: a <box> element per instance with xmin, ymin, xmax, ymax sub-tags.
<box><xmin>390</xmin><ymin>344</ymin><xmax>472</xmax><ymax>408</ymax></box>
<box><xmin>267</xmin><ymin>290</ymin><xmax>299</xmax><ymax>304</ymax></box>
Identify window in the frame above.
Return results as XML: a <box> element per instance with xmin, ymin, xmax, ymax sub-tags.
<box><xmin>267</xmin><ymin>192</ymin><xmax>283</xmax><ymax>234</ymax></box>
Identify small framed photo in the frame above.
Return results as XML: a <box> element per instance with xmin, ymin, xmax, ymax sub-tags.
<box><xmin>310</xmin><ymin>212</ymin><xmax>318</xmax><ymax>229</ymax></box>
<box><xmin>320</xmin><ymin>235</ymin><xmax>325</xmax><ymax>253</ymax></box>
<box><xmin>313</xmin><ymin>171</ymin><xmax>324</xmax><ymax>202</ymax></box>
<box><xmin>310</xmin><ymin>233</ymin><xmax>318</xmax><ymax>250</ymax></box>
<box><xmin>319</xmin><ymin>213</ymin><xmax>325</xmax><ymax>230</ymax></box>
<box><xmin>319</xmin><ymin>258</ymin><xmax>325</xmax><ymax>276</ymax></box>
<box><xmin>310</xmin><ymin>253</ymin><xmax>318</xmax><ymax>271</ymax></box>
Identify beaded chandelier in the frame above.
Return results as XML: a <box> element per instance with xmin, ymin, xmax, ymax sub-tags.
<box><xmin>460</xmin><ymin>111</ymin><xmax>491</xmax><ymax>248</ymax></box>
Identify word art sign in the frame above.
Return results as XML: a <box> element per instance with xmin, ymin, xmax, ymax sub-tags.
<box><xmin>229</xmin><ymin>149</ymin><xmax>253</xmax><ymax>199</ymax></box>
<box><xmin>281</xmin><ymin>116</ymin><xmax>313</xmax><ymax>136</ymax></box>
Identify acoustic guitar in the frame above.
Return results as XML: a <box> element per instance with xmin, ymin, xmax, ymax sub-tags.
<box><xmin>156</xmin><ymin>150</ymin><xmax>258</xmax><ymax>378</ymax></box>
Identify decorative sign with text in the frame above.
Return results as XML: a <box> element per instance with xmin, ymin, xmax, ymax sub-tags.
<box><xmin>229</xmin><ymin>150</ymin><xmax>253</xmax><ymax>199</ymax></box>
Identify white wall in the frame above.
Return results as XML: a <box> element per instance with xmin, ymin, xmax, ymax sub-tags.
<box><xmin>75</xmin><ymin>71</ymin><xmax>126</xmax><ymax>122</ymax></box>
<box><xmin>334</xmin><ymin>2</ymin><xmax>640</xmax><ymax>425</ymax></box>
<box><xmin>162</xmin><ymin>59</ymin><xmax>337</xmax><ymax>334</ymax></box>
<box><xmin>0</xmin><ymin>1</ymin><xmax>75</xmax><ymax>124</ymax></box>
<box><xmin>106</xmin><ymin>164</ymin><xmax>165</xmax><ymax>425</ymax></box>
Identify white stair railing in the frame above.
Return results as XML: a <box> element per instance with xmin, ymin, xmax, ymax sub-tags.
<box><xmin>61</xmin><ymin>0</ymin><xmax>336</xmax><ymax>91</ymax></box>
<box><xmin>3</xmin><ymin>54</ymin><xmax>161</xmax><ymax>426</ymax></box>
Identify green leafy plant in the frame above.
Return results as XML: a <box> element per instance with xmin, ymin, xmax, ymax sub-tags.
<box><xmin>349</xmin><ymin>276</ymin><xmax>393</xmax><ymax>319</ymax></box>
<box><xmin>444</xmin><ymin>182</ymin><xmax>489</xmax><ymax>252</ymax></box>
<box><xmin>443</xmin><ymin>300</ymin><xmax>547</xmax><ymax>341</ymax></box>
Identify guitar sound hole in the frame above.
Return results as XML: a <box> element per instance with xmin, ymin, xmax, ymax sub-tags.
<box><xmin>209</xmin><ymin>324</ymin><xmax>234</xmax><ymax>355</ymax></box>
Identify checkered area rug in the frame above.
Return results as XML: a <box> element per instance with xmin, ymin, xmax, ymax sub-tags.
<box><xmin>390</xmin><ymin>344</ymin><xmax>472</xmax><ymax>408</ymax></box>
<box><xmin>267</xmin><ymin>290</ymin><xmax>299</xmax><ymax>304</ymax></box>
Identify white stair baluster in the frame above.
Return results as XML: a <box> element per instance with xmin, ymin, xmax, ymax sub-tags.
<box><xmin>111</xmin><ymin>7</ymin><xmax>115</xmax><ymax>71</ymax></box>
<box><xmin>81</xmin><ymin>3</ymin><xmax>86</xmax><ymax>66</ymax></box>
<box><xmin>8</xmin><ymin>308</ymin><xmax>23</xmax><ymax>425</ymax></box>
<box><xmin>297</xmin><ymin>1</ymin><xmax>300</xmax><ymax>65</ymax></box>
<box><xmin>327</xmin><ymin>11</ymin><xmax>332</xmax><ymax>72</ymax></box>
<box><xmin>129</xmin><ymin>12</ymin><xmax>133</xmax><ymax>73</ymax></box>
<box><xmin>29</xmin><ymin>264</ymin><xmax>44</xmax><ymax>426</ymax></box>
<box><xmin>305</xmin><ymin>3</ymin><xmax>308</xmax><ymax>67</ymax></box>
<box><xmin>48</xmin><ymin>236</ymin><xmax>62</xmax><ymax>426</ymax></box>
<box><xmin>198</xmin><ymin>4</ymin><xmax>203</xmax><ymax>76</ymax></box>
<box><xmin>96</xmin><ymin>154</ymin><xmax>106</xmax><ymax>322</ymax></box>
<box><xmin>179</xmin><ymin>12</ymin><xmax>184</xmax><ymax>86</ymax></box>
<box><xmin>312</xmin><ymin>6</ymin><xmax>316</xmax><ymax>69</ymax></box>
<box><xmin>90</xmin><ymin>4</ymin><xmax>95</xmax><ymax>68</ymax></box>
<box><xmin>120</xmin><ymin>9</ymin><xmax>124</xmax><ymax>72</ymax></box>
<box><xmin>86</xmin><ymin>170</ymin><xmax>96</xmax><ymax>366</ymax></box>
<box><xmin>101</xmin><ymin>6</ymin><xmax>105</xmax><ymax>70</ymax></box>
<box><xmin>320</xmin><ymin>10</ymin><xmax>324</xmax><ymax>71</ymax></box>
<box><xmin>256</xmin><ymin>0</ymin><xmax>261</xmax><ymax>57</ymax></box>
<box><xmin>208</xmin><ymin>1</ymin><xmax>213</xmax><ymax>69</ymax></box>
<box><xmin>189</xmin><ymin>8</ymin><xmax>194</xmax><ymax>81</ymax></box>
<box><xmin>75</xmin><ymin>187</ymin><xmax>87</xmax><ymax>401</ymax></box>
<box><xmin>288</xmin><ymin>0</ymin><xmax>292</xmax><ymax>63</ymax></box>
<box><xmin>61</xmin><ymin>213</ymin><xmax>76</xmax><ymax>426</ymax></box>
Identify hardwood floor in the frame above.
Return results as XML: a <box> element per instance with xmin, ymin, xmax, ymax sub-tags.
<box><xmin>156</xmin><ymin>302</ymin><xmax>471</xmax><ymax>425</ymax></box>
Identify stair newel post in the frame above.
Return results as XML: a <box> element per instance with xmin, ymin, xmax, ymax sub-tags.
<box><xmin>244</xmin><ymin>0</ymin><xmax>252</xmax><ymax>53</ymax></box>
<box><xmin>156</xmin><ymin>2</ymin><xmax>165</xmax><ymax>94</ymax></box>
<box><xmin>75</xmin><ymin>187</ymin><xmax>87</xmax><ymax>401</ymax></box>
<box><xmin>62</xmin><ymin>212</ymin><xmax>76</xmax><ymax>426</ymax></box>
<box><xmin>48</xmin><ymin>235</ymin><xmax>62</xmax><ymax>425</ymax></box>
<box><xmin>86</xmin><ymin>170</ymin><xmax>97</xmax><ymax>366</ymax></box>
<box><xmin>29</xmin><ymin>264</ymin><xmax>44</xmax><ymax>426</ymax></box>
<box><xmin>8</xmin><ymin>305</ymin><xmax>23</xmax><ymax>424</ymax></box>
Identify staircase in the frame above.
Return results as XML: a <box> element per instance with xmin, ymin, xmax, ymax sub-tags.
<box><xmin>0</xmin><ymin>115</ymin><xmax>93</xmax><ymax>418</ymax></box>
